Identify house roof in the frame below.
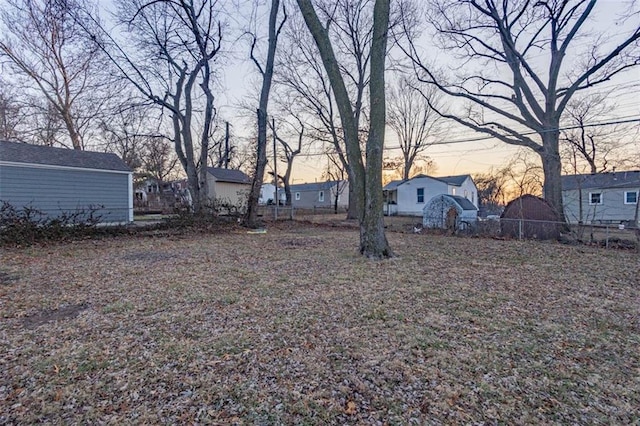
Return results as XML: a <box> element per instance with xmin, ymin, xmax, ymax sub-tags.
<box><xmin>436</xmin><ymin>175</ymin><xmax>470</xmax><ymax>186</ymax></box>
<box><xmin>383</xmin><ymin>179</ymin><xmax>405</xmax><ymax>191</ymax></box>
<box><xmin>289</xmin><ymin>181</ymin><xmax>344</xmax><ymax>191</ymax></box>
<box><xmin>446</xmin><ymin>195</ymin><xmax>477</xmax><ymax>211</ymax></box>
<box><xmin>0</xmin><ymin>140</ymin><xmax>131</xmax><ymax>172</ymax></box>
<box><xmin>561</xmin><ymin>171</ymin><xmax>640</xmax><ymax>191</ymax></box>
<box><xmin>206</xmin><ymin>167</ymin><xmax>251</xmax><ymax>184</ymax></box>
<box><xmin>384</xmin><ymin>174</ymin><xmax>471</xmax><ymax>190</ymax></box>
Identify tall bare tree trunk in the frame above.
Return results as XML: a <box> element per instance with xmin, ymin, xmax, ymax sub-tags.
<box><xmin>245</xmin><ymin>0</ymin><xmax>284</xmax><ymax>227</ymax></box>
<box><xmin>540</xmin><ymin>131</ymin><xmax>566</xmax><ymax>223</ymax></box>
<box><xmin>297</xmin><ymin>0</ymin><xmax>392</xmax><ymax>258</ymax></box>
<box><xmin>359</xmin><ymin>0</ymin><xmax>391</xmax><ymax>258</ymax></box>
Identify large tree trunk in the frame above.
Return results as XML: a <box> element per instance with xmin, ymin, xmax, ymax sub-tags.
<box><xmin>346</xmin><ymin>179</ymin><xmax>358</xmax><ymax>220</ymax></box>
<box><xmin>296</xmin><ymin>0</ymin><xmax>391</xmax><ymax>258</ymax></box>
<box><xmin>245</xmin><ymin>0</ymin><xmax>282</xmax><ymax>228</ymax></box>
<box><xmin>246</xmin><ymin>108</ymin><xmax>269</xmax><ymax>226</ymax></box>
<box><xmin>540</xmin><ymin>132</ymin><xmax>566</xmax><ymax>223</ymax></box>
<box><xmin>359</xmin><ymin>0</ymin><xmax>392</xmax><ymax>258</ymax></box>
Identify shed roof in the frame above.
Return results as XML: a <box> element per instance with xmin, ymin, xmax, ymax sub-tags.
<box><xmin>446</xmin><ymin>195</ymin><xmax>477</xmax><ymax>211</ymax></box>
<box><xmin>0</xmin><ymin>140</ymin><xmax>131</xmax><ymax>172</ymax></box>
<box><xmin>206</xmin><ymin>167</ymin><xmax>251</xmax><ymax>184</ymax></box>
<box><xmin>423</xmin><ymin>194</ymin><xmax>476</xmax><ymax>211</ymax></box>
<box><xmin>561</xmin><ymin>171</ymin><xmax>640</xmax><ymax>191</ymax></box>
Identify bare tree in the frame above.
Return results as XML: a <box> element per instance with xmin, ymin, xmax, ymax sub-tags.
<box><xmin>297</xmin><ymin>0</ymin><xmax>392</xmax><ymax>258</ymax></box>
<box><xmin>0</xmin><ymin>83</ymin><xmax>27</xmax><ymax>141</ymax></box>
<box><xmin>245</xmin><ymin>0</ymin><xmax>287</xmax><ymax>227</ymax></box>
<box><xmin>387</xmin><ymin>76</ymin><xmax>444</xmax><ymax>180</ymax></box>
<box><xmin>500</xmin><ymin>151</ymin><xmax>544</xmax><ymax>200</ymax></box>
<box><xmin>276</xmin><ymin>1</ymin><xmax>377</xmax><ymax>220</ymax></box>
<box><xmin>79</xmin><ymin>0</ymin><xmax>224</xmax><ymax>212</ymax></box>
<box><xmin>270</xmin><ymin>117</ymin><xmax>303</xmax><ymax>206</ymax></box>
<box><xmin>323</xmin><ymin>149</ymin><xmax>349</xmax><ymax>213</ymax></box>
<box><xmin>398</xmin><ymin>0</ymin><xmax>640</xmax><ymax>221</ymax></box>
<box><xmin>473</xmin><ymin>169</ymin><xmax>507</xmax><ymax>215</ymax></box>
<box><xmin>0</xmin><ymin>0</ymin><xmax>110</xmax><ymax>150</ymax></box>
<box><xmin>30</xmin><ymin>100</ymin><xmax>66</xmax><ymax>146</ymax></box>
<box><xmin>382</xmin><ymin>154</ymin><xmax>436</xmax><ymax>183</ymax></box>
<box><xmin>561</xmin><ymin>93</ymin><xmax>634</xmax><ymax>174</ymax></box>
<box><xmin>140</xmin><ymin>137</ymin><xmax>179</xmax><ymax>183</ymax></box>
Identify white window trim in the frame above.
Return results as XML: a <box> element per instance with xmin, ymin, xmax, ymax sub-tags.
<box><xmin>417</xmin><ymin>187</ymin><xmax>425</xmax><ymax>203</ymax></box>
<box><xmin>319</xmin><ymin>191</ymin><xmax>324</xmax><ymax>202</ymax></box>
<box><xmin>624</xmin><ymin>190</ymin><xmax>638</xmax><ymax>205</ymax></box>
<box><xmin>295</xmin><ymin>192</ymin><xmax>300</xmax><ymax>201</ymax></box>
<box><xmin>589</xmin><ymin>192</ymin><xmax>603</xmax><ymax>205</ymax></box>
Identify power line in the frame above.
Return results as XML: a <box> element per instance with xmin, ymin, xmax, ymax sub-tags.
<box><xmin>294</xmin><ymin>115</ymin><xmax>640</xmax><ymax>157</ymax></box>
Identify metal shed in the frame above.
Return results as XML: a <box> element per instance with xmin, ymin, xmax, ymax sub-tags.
<box><xmin>0</xmin><ymin>141</ymin><xmax>133</xmax><ymax>224</ymax></box>
<box><xmin>500</xmin><ymin>194</ymin><xmax>560</xmax><ymax>240</ymax></box>
<box><xmin>423</xmin><ymin>194</ymin><xmax>478</xmax><ymax>231</ymax></box>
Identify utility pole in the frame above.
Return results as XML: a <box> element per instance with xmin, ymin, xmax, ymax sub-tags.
<box><xmin>273</xmin><ymin>117</ymin><xmax>278</xmax><ymax>220</ymax></box>
<box><xmin>224</xmin><ymin>121</ymin><xmax>230</xmax><ymax>169</ymax></box>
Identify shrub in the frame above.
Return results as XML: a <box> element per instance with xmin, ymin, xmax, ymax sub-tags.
<box><xmin>0</xmin><ymin>201</ymin><xmax>105</xmax><ymax>246</ymax></box>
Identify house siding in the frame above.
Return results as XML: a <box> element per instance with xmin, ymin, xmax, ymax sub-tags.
<box><xmin>563</xmin><ymin>187</ymin><xmax>639</xmax><ymax>224</ymax></box>
<box><xmin>290</xmin><ymin>182</ymin><xmax>349</xmax><ymax>210</ymax></box>
<box><xmin>395</xmin><ymin>177</ymin><xmax>448</xmax><ymax>216</ymax></box>
<box><xmin>206</xmin><ymin>174</ymin><xmax>250</xmax><ymax>208</ymax></box>
<box><xmin>451</xmin><ymin>177</ymin><xmax>478</xmax><ymax>207</ymax></box>
<box><xmin>0</xmin><ymin>164</ymin><xmax>131</xmax><ymax>223</ymax></box>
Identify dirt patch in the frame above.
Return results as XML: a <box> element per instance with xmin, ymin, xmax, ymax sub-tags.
<box><xmin>21</xmin><ymin>303</ymin><xmax>89</xmax><ymax>329</ymax></box>
<box><xmin>0</xmin><ymin>270</ymin><xmax>19</xmax><ymax>286</ymax></box>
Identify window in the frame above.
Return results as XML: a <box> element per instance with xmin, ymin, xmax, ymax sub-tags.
<box><xmin>295</xmin><ymin>192</ymin><xmax>300</xmax><ymax>201</ymax></box>
<box><xmin>452</xmin><ymin>188</ymin><xmax>456</xmax><ymax>195</ymax></box>
<box><xmin>625</xmin><ymin>191</ymin><xmax>638</xmax><ymax>205</ymax></box>
<box><xmin>319</xmin><ymin>191</ymin><xmax>324</xmax><ymax>202</ymax></box>
<box><xmin>417</xmin><ymin>188</ymin><xmax>424</xmax><ymax>203</ymax></box>
<box><xmin>589</xmin><ymin>192</ymin><xmax>603</xmax><ymax>205</ymax></box>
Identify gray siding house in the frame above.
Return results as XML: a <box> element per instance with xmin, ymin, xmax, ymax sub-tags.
<box><xmin>0</xmin><ymin>140</ymin><xmax>133</xmax><ymax>223</ymax></box>
<box><xmin>289</xmin><ymin>180</ymin><xmax>349</xmax><ymax>210</ymax></box>
<box><xmin>561</xmin><ymin>171</ymin><xmax>640</xmax><ymax>225</ymax></box>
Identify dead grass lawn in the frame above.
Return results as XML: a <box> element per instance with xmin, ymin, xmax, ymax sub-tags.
<box><xmin>1</xmin><ymin>223</ymin><xmax>639</xmax><ymax>424</ymax></box>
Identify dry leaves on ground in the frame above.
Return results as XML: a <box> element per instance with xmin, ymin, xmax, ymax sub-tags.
<box><xmin>1</xmin><ymin>223</ymin><xmax>639</xmax><ymax>424</ymax></box>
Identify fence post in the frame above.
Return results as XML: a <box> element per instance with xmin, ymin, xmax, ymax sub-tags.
<box><xmin>606</xmin><ymin>225</ymin><xmax>609</xmax><ymax>249</ymax></box>
<box><xmin>519</xmin><ymin>219</ymin><xmax>523</xmax><ymax>240</ymax></box>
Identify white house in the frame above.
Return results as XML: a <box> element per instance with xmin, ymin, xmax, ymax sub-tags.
<box><xmin>259</xmin><ymin>183</ymin><xmax>286</xmax><ymax>205</ymax></box>
<box><xmin>383</xmin><ymin>174</ymin><xmax>478</xmax><ymax>216</ymax></box>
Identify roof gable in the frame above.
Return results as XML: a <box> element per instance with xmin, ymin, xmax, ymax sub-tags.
<box><xmin>207</xmin><ymin>167</ymin><xmax>251</xmax><ymax>184</ymax></box>
<box><xmin>0</xmin><ymin>140</ymin><xmax>131</xmax><ymax>172</ymax></box>
<box><xmin>561</xmin><ymin>171</ymin><xmax>640</xmax><ymax>191</ymax></box>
